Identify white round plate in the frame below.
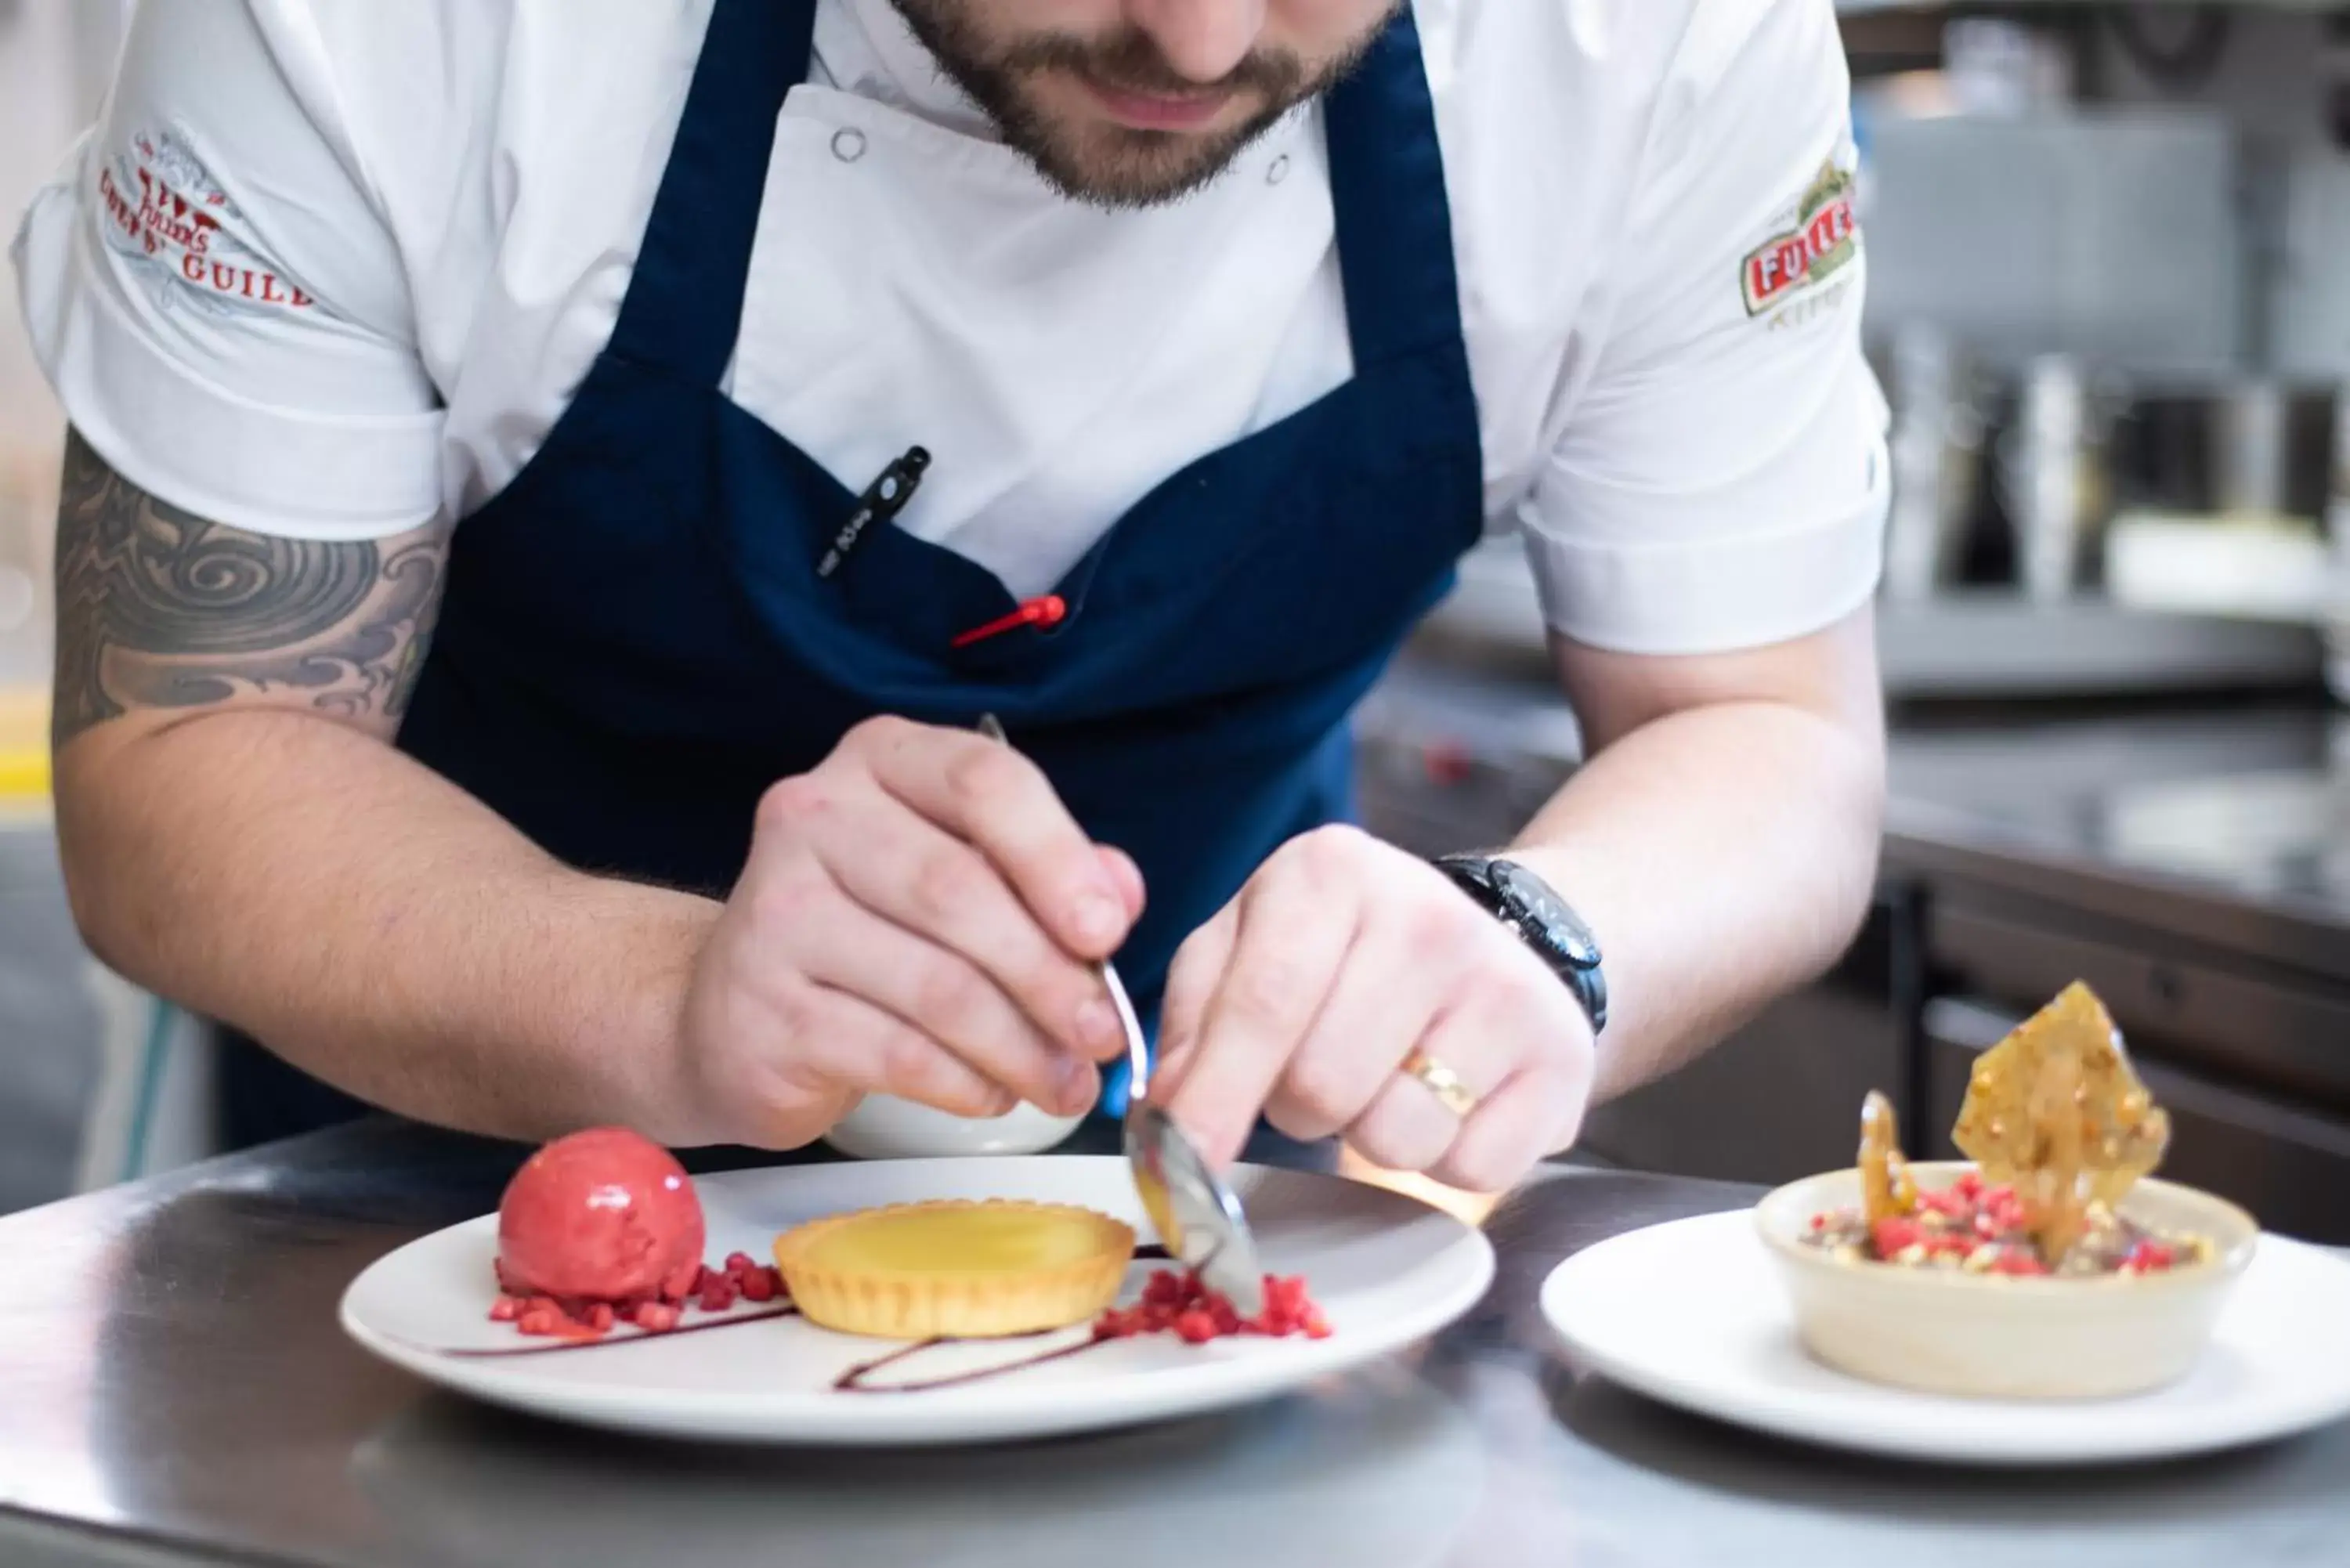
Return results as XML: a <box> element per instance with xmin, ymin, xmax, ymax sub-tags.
<box><xmin>1542</xmin><ymin>1209</ymin><xmax>2350</xmax><ymax>1466</ymax></box>
<box><xmin>342</xmin><ymin>1156</ymin><xmax>1491</xmax><ymax>1446</ymax></box>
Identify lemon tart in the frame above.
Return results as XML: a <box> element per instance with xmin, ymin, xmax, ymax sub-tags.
<box><xmin>774</xmin><ymin>1200</ymin><xmax>1136</xmax><ymax>1339</ymax></box>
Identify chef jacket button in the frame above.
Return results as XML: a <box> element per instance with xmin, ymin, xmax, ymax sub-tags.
<box><xmin>831</xmin><ymin>128</ymin><xmax>868</xmax><ymax>164</ymax></box>
<box><xmin>1266</xmin><ymin>154</ymin><xmax>1291</xmax><ymax>186</ymax></box>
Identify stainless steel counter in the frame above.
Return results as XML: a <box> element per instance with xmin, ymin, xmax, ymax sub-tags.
<box><xmin>3</xmin><ymin>1119</ymin><xmax>2348</xmax><ymax>1568</ymax></box>
<box><xmin>1883</xmin><ymin>706</ymin><xmax>2350</xmax><ymax>985</ymax></box>
<box><xmin>1419</xmin><ymin>537</ymin><xmax>2330</xmax><ymax>703</ymax></box>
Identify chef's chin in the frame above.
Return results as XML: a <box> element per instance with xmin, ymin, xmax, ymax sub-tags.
<box><xmin>1011</xmin><ymin>81</ymin><xmax>1289</xmax><ymax>208</ymax></box>
<box><xmin>883</xmin><ymin>0</ymin><xmax>1380</xmax><ymax>209</ymax></box>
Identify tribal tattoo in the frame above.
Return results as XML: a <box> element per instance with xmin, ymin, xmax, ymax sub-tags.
<box><xmin>51</xmin><ymin>431</ymin><xmax>447</xmax><ymax>747</ymax></box>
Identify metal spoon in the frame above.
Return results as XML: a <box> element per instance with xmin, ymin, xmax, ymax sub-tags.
<box><xmin>974</xmin><ymin>716</ymin><xmax>1266</xmax><ymax>1316</ymax></box>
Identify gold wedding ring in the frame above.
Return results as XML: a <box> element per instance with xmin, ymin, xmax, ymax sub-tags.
<box><xmin>1401</xmin><ymin>1047</ymin><xmax>1479</xmax><ymax>1118</ymax></box>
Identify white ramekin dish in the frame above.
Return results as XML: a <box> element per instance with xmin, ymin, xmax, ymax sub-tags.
<box><xmin>822</xmin><ymin>1095</ymin><xmax>1086</xmax><ymax>1160</ymax></box>
<box><xmin>1755</xmin><ymin>1161</ymin><xmax>2258</xmax><ymax>1400</ymax></box>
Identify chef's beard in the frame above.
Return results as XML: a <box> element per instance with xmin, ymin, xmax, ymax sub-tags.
<box><xmin>888</xmin><ymin>1</ymin><xmax>1394</xmax><ymax>208</ymax></box>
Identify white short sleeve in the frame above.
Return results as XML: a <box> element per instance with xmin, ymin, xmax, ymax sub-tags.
<box><xmin>9</xmin><ymin>0</ymin><xmax>444</xmax><ymax>539</ymax></box>
<box><xmin>1520</xmin><ymin>0</ymin><xmax>1889</xmax><ymax>656</ymax></box>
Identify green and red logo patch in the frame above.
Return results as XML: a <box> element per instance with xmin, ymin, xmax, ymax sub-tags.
<box><xmin>1741</xmin><ymin>161</ymin><xmax>1860</xmax><ymax>317</ymax></box>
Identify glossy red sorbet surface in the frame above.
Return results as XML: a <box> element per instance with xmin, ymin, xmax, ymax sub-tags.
<box><xmin>494</xmin><ymin>1127</ymin><xmax>705</xmax><ymax>1302</ymax></box>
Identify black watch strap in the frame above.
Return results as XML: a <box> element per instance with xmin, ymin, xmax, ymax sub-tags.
<box><xmin>1434</xmin><ymin>854</ymin><xmax>1609</xmax><ymax>1035</ymax></box>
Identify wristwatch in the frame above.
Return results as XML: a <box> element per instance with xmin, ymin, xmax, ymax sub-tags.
<box><xmin>1433</xmin><ymin>854</ymin><xmax>1608</xmax><ymax>1035</ymax></box>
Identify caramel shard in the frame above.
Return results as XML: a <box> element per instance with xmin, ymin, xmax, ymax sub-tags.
<box><xmin>1951</xmin><ymin>982</ymin><xmax>2171</xmax><ymax>1263</ymax></box>
<box><xmin>1859</xmin><ymin>1089</ymin><xmax>1918</xmax><ymax>1228</ymax></box>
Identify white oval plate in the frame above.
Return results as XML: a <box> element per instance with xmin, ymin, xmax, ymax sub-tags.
<box><xmin>1542</xmin><ymin>1209</ymin><xmax>2350</xmax><ymax>1466</ymax></box>
<box><xmin>342</xmin><ymin>1156</ymin><xmax>1492</xmax><ymax>1446</ymax></box>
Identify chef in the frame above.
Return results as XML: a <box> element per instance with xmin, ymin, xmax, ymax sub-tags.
<box><xmin>13</xmin><ymin>0</ymin><xmax>1888</xmax><ymax>1189</ymax></box>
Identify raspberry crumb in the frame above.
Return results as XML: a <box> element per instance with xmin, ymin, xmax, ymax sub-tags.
<box><xmin>1095</xmin><ymin>1270</ymin><xmax>1330</xmax><ymax>1346</ymax></box>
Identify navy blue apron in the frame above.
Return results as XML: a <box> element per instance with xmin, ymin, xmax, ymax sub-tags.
<box><xmin>220</xmin><ymin>0</ymin><xmax>1484</xmax><ymax>1147</ymax></box>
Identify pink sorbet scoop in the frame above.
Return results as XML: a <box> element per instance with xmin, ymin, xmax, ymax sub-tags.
<box><xmin>495</xmin><ymin>1127</ymin><xmax>705</xmax><ymax>1302</ymax></box>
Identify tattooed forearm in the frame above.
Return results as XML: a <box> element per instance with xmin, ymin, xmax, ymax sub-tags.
<box><xmin>52</xmin><ymin>431</ymin><xmax>448</xmax><ymax>747</ymax></box>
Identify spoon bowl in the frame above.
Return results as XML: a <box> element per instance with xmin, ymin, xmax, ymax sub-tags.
<box><xmin>1099</xmin><ymin>963</ymin><xmax>1266</xmax><ymax>1318</ymax></box>
<box><xmin>978</xmin><ymin>714</ymin><xmax>1264</xmax><ymax>1317</ymax></box>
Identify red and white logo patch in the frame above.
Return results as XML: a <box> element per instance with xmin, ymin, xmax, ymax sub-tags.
<box><xmin>1741</xmin><ymin>159</ymin><xmax>1862</xmax><ymax>319</ymax></box>
<box><xmin>96</xmin><ymin>129</ymin><xmax>320</xmax><ymax>318</ymax></box>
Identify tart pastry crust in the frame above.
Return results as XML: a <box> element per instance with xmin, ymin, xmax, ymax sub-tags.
<box><xmin>775</xmin><ymin>1199</ymin><xmax>1136</xmax><ymax>1339</ymax></box>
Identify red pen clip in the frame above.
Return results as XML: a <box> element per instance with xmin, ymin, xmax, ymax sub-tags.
<box><xmin>951</xmin><ymin>594</ymin><xmax>1066</xmax><ymax>650</ymax></box>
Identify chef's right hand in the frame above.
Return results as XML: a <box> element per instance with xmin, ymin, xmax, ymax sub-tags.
<box><xmin>677</xmin><ymin>716</ymin><xmax>1143</xmax><ymax>1148</ymax></box>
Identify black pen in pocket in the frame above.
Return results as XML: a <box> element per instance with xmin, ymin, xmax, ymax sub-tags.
<box><xmin>816</xmin><ymin>446</ymin><xmax>930</xmax><ymax>579</ymax></box>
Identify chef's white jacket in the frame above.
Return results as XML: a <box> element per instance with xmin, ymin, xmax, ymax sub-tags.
<box><xmin>13</xmin><ymin>0</ymin><xmax>1888</xmax><ymax>654</ymax></box>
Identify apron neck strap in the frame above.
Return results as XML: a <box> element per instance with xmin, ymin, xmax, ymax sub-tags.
<box><xmin>1322</xmin><ymin>5</ymin><xmax>1468</xmax><ymax>372</ymax></box>
<box><xmin>608</xmin><ymin>0</ymin><xmax>817</xmax><ymax>385</ymax></box>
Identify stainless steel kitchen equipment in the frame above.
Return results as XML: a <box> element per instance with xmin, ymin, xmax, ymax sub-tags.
<box><xmin>1860</xmin><ymin>109</ymin><xmax>2243</xmax><ymax>380</ymax></box>
<box><xmin>1416</xmin><ymin>533</ymin><xmax>2325</xmax><ymax>702</ymax></box>
<box><xmin>9</xmin><ymin>1118</ymin><xmax>2349</xmax><ymax>1568</ymax></box>
<box><xmin>1882</xmin><ymin>323</ymin><xmax>1985</xmax><ymax>602</ymax></box>
<box><xmin>1999</xmin><ymin>354</ymin><xmax>2106</xmax><ymax>602</ymax></box>
<box><xmin>2326</xmin><ymin>383</ymin><xmax>2350</xmax><ymax>703</ymax></box>
<box><xmin>2213</xmin><ymin>380</ymin><xmax>2293</xmax><ymax>518</ymax></box>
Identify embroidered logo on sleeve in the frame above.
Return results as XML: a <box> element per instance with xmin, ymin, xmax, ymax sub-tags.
<box><xmin>95</xmin><ymin>129</ymin><xmax>323</xmax><ymax>319</ymax></box>
<box><xmin>1741</xmin><ymin>159</ymin><xmax>1860</xmax><ymax>319</ymax></box>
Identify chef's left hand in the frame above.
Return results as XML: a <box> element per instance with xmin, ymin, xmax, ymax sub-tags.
<box><xmin>1152</xmin><ymin>826</ymin><xmax>1595</xmax><ymax>1193</ymax></box>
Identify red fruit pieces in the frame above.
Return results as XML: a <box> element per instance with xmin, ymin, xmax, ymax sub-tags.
<box><xmin>1913</xmin><ymin>1187</ymin><xmax>1961</xmax><ymax>1219</ymax></box>
<box><xmin>1093</xmin><ymin>1270</ymin><xmax>1332</xmax><ymax>1346</ymax></box>
<box><xmin>1243</xmin><ymin>1274</ymin><xmax>1324</xmax><ymax>1337</ymax></box>
<box><xmin>1983</xmin><ymin>1187</ymin><xmax>2029</xmax><ymax>1232</ymax></box>
<box><xmin>1870</xmin><ymin>1217</ymin><xmax>1924</xmax><ymax>1259</ymax></box>
<box><xmin>491</xmin><ymin>1248</ymin><xmax>794</xmax><ymax>1342</ymax></box>
<box><xmin>515</xmin><ymin>1295</ymin><xmax>566</xmax><ymax>1333</ymax></box>
<box><xmin>683</xmin><ymin>1251</ymin><xmax>784</xmax><ymax>1313</ymax></box>
<box><xmin>515</xmin><ymin>1301</ymin><xmax>605</xmax><ymax>1342</ymax></box>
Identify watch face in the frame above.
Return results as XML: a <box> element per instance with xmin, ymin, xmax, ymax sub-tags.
<box><xmin>1493</xmin><ymin>861</ymin><xmax>1600</xmax><ymax>969</ymax></box>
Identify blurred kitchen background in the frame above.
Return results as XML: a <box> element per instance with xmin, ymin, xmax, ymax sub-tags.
<box><xmin>6</xmin><ymin>3</ymin><xmax>2350</xmax><ymax>1230</ymax></box>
